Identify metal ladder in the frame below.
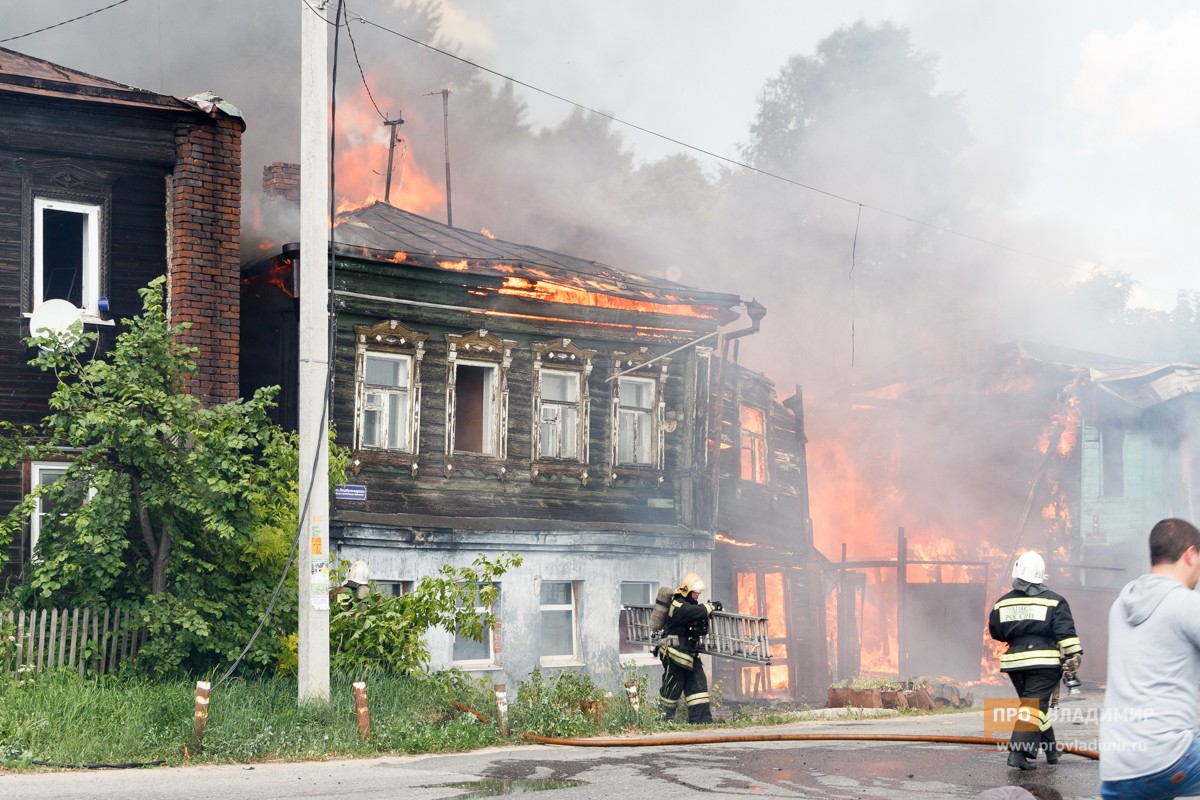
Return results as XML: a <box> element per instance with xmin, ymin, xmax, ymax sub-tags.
<box><xmin>623</xmin><ymin>604</ymin><xmax>771</xmax><ymax>664</ymax></box>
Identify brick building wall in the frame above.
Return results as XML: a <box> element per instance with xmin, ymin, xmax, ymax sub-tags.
<box><xmin>169</xmin><ymin>114</ymin><xmax>243</xmax><ymax>404</ymax></box>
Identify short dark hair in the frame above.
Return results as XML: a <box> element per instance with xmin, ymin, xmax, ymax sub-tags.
<box><xmin>1021</xmin><ymin>784</ymin><xmax>1064</xmax><ymax>800</ymax></box>
<box><xmin>1149</xmin><ymin>518</ymin><xmax>1200</xmax><ymax>566</ymax></box>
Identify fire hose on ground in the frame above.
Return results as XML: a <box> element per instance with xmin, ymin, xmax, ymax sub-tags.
<box><xmin>448</xmin><ymin>698</ymin><xmax>1100</xmax><ymax>761</ymax></box>
<box><xmin>522</xmin><ymin>732</ymin><xmax>1100</xmax><ymax>760</ymax></box>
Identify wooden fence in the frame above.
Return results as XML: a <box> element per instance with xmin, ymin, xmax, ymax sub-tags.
<box><xmin>1</xmin><ymin>607</ymin><xmax>145</xmax><ymax>677</ymax></box>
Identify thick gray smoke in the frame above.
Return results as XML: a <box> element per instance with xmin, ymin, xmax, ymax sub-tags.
<box><xmin>9</xmin><ymin>1</ymin><xmax>1199</xmax><ymax>577</ymax></box>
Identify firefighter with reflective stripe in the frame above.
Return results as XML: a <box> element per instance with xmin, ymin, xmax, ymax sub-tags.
<box><xmin>657</xmin><ymin>572</ymin><xmax>720</xmax><ymax>723</ymax></box>
<box><xmin>989</xmin><ymin>550</ymin><xmax>1083</xmax><ymax>771</ymax></box>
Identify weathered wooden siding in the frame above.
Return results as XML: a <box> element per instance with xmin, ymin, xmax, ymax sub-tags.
<box><xmin>329</xmin><ymin>281</ymin><xmax>707</xmax><ymax>526</ymax></box>
<box><xmin>0</xmin><ymin>95</ymin><xmax>180</xmax><ymax>585</ymax></box>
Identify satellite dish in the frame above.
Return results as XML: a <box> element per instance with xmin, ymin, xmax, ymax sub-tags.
<box><xmin>29</xmin><ymin>299</ymin><xmax>83</xmax><ymax>345</ymax></box>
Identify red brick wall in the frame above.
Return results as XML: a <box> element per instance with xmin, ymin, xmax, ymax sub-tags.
<box><xmin>169</xmin><ymin>114</ymin><xmax>243</xmax><ymax>404</ymax></box>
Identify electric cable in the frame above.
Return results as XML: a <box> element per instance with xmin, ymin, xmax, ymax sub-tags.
<box><xmin>342</xmin><ymin>3</ymin><xmax>388</xmax><ymax>122</ymax></box>
<box><xmin>0</xmin><ymin>0</ymin><xmax>134</xmax><ymax>44</ymax></box>
<box><xmin>347</xmin><ymin>11</ymin><xmax>1087</xmax><ymax>275</ymax></box>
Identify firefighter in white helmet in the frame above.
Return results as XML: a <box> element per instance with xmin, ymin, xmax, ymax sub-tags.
<box><xmin>989</xmin><ymin>550</ymin><xmax>1083</xmax><ymax>770</ymax></box>
<box><xmin>656</xmin><ymin>572</ymin><xmax>721</xmax><ymax>723</ymax></box>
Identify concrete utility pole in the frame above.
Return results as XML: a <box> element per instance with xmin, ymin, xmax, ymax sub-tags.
<box><xmin>381</xmin><ymin>114</ymin><xmax>404</xmax><ymax>204</ymax></box>
<box><xmin>298</xmin><ymin>0</ymin><xmax>331</xmax><ymax>704</ymax></box>
<box><xmin>425</xmin><ymin>88</ymin><xmax>453</xmax><ymax>226</ymax></box>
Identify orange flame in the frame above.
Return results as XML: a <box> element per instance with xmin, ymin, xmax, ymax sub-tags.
<box><xmin>498</xmin><ymin>276</ymin><xmax>715</xmax><ymax>318</ymax></box>
<box><xmin>332</xmin><ymin>73</ymin><xmax>444</xmax><ymax>218</ymax></box>
<box><xmin>438</xmin><ymin>259</ymin><xmax>470</xmax><ymax>271</ymax></box>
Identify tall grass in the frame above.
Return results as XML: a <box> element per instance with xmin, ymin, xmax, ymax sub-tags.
<box><xmin>0</xmin><ymin>669</ymin><xmax>506</xmax><ymax>768</ymax></box>
<box><xmin>0</xmin><ymin>664</ymin><xmax>669</xmax><ymax>770</ymax></box>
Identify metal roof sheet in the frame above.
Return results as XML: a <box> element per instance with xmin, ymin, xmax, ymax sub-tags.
<box><xmin>332</xmin><ymin>200</ymin><xmax>741</xmax><ymax>310</ymax></box>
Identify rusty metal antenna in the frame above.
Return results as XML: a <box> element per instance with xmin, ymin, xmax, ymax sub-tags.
<box><xmin>381</xmin><ymin>113</ymin><xmax>405</xmax><ymax>204</ymax></box>
<box><xmin>424</xmin><ymin>88</ymin><xmax>453</xmax><ymax>226</ymax></box>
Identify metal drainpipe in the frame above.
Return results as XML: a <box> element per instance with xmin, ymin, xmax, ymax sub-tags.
<box><xmin>709</xmin><ymin>299</ymin><xmax>767</xmax><ymax>530</ymax></box>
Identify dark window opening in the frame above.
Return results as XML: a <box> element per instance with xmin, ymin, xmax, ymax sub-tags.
<box><xmin>455</xmin><ymin>364</ymin><xmax>493</xmax><ymax>454</ymax></box>
<box><xmin>42</xmin><ymin>209</ymin><xmax>85</xmax><ymax>307</ymax></box>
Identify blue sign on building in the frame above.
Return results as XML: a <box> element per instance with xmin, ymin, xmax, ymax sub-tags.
<box><xmin>334</xmin><ymin>484</ymin><xmax>367</xmax><ymax>501</ymax></box>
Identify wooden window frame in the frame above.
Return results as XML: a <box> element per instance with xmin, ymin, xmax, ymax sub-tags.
<box><xmin>353</xmin><ymin>320</ymin><xmax>427</xmax><ymax>474</ymax></box>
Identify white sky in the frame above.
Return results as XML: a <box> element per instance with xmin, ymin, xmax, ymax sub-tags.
<box><xmin>4</xmin><ymin>0</ymin><xmax>1198</xmax><ymax>310</ymax></box>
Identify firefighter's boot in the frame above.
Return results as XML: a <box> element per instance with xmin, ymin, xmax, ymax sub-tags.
<box><xmin>1007</xmin><ymin>751</ymin><xmax>1037</xmax><ymax>771</ymax></box>
<box><xmin>1044</xmin><ymin>743</ymin><xmax>1062</xmax><ymax>764</ymax></box>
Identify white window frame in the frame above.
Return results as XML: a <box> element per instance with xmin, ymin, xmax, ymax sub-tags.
<box><xmin>616</xmin><ymin>376</ymin><xmax>658</xmax><ymax>466</ymax></box>
<box><xmin>358</xmin><ymin>352</ymin><xmax>415</xmax><ymax>452</ymax></box>
<box><xmin>537</xmin><ymin>368</ymin><xmax>582</xmax><ymax>461</ymax></box>
<box><xmin>451</xmin><ymin>360</ymin><xmax>500</xmax><ymax>456</ymax></box>
<box><xmin>29</xmin><ymin>461</ymin><xmax>69</xmax><ymax>558</ymax></box>
<box><xmin>539</xmin><ymin>580</ymin><xmax>580</xmax><ymax>665</ymax></box>
<box><xmin>619</xmin><ymin>581</ymin><xmax>659</xmax><ymax>663</ymax></box>
<box><xmin>33</xmin><ymin>198</ymin><xmax>102</xmax><ymax>317</ymax></box>
<box><xmin>353</xmin><ymin>320</ymin><xmax>427</xmax><ymax>468</ymax></box>
<box><xmin>444</xmin><ymin>330</ymin><xmax>514</xmax><ymax>473</ymax></box>
<box><xmin>452</xmin><ymin>583</ymin><xmax>498</xmax><ymax>668</ymax></box>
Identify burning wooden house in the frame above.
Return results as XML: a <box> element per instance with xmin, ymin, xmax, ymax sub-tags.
<box><xmin>815</xmin><ymin>340</ymin><xmax>1200</xmax><ymax>685</ymax></box>
<box><xmin>241</xmin><ymin>193</ymin><xmax>792</xmax><ymax>688</ymax></box>
<box><xmin>709</xmin><ymin>363</ymin><xmax>830</xmax><ymax>702</ymax></box>
<box><xmin>0</xmin><ymin>48</ymin><xmax>244</xmax><ymax>584</ymax></box>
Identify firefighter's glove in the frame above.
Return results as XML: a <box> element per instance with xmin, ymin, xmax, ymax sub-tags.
<box><xmin>1064</xmin><ymin>653</ymin><xmax>1082</xmax><ymax>672</ymax></box>
<box><xmin>710</xmin><ymin>600</ymin><xmax>723</xmax><ymax>612</ymax></box>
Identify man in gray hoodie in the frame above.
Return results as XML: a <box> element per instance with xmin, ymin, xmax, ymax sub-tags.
<box><xmin>1100</xmin><ymin>518</ymin><xmax>1200</xmax><ymax>799</ymax></box>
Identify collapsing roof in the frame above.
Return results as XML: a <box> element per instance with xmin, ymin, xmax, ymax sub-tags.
<box><xmin>331</xmin><ymin>201</ymin><xmax>741</xmax><ymax>321</ymax></box>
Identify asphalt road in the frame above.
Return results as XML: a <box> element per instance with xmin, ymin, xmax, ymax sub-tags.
<box><xmin>0</xmin><ymin>692</ymin><xmax>1106</xmax><ymax>800</ymax></box>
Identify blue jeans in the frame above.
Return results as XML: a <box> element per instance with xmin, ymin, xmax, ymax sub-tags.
<box><xmin>1101</xmin><ymin>733</ymin><xmax>1200</xmax><ymax>799</ymax></box>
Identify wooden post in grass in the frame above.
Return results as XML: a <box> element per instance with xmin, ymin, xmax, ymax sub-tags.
<box><xmin>192</xmin><ymin>681</ymin><xmax>211</xmax><ymax>752</ymax></box>
<box><xmin>494</xmin><ymin>683</ymin><xmax>509</xmax><ymax>735</ymax></box>
<box><xmin>625</xmin><ymin>681</ymin><xmax>640</xmax><ymax>712</ymax></box>
<box><xmin>352</xmin><ymin>681</ymin><xmax>371</xmax><ymax>740</ymax></box>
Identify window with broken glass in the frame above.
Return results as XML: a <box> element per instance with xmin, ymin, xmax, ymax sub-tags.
<box><xmin>538</xmin><ymin>369</ymin><xmax>581</xmax><ymax>460</ymax></box>
<box><xmin>739</xmin><ymin>405</ymin><xmax>768</xmax><ymax>484</ymax></box>
<box><xmin>617</xmin><ymin>376</ymin><xmax>657</xmax><ymax>465</ymax></box>
<box><xmin>353</xmin><ymin>320</ymin><xmax>427</xmax><ymax>459</ymax></box>
<box><xmin>360</xmin><ymin>353</ymin><xmax>413</xmax><ymax>450</ymax></box>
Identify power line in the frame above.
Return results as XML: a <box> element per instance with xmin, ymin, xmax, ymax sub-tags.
<box><xmin>347</xmin><ymin>11</ymin><xmax>1091</xmax><ymax>275</ymax></box>
<box><xmin>342</xmin><ymin>6</ymin><xmax>387</xmax><ymax>122</ymax></box>
<box><xmin>0</xmin><ymin>0</ymin><xmax>134</xmax><ymax>44</ymax></box>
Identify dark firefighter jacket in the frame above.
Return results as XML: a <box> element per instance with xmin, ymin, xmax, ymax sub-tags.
<box><xmin>659</xmin><ymin>593</ymin><xmax>717</xmax><ymax>671</ymax></box>
<box><xmin>989</xmin><ymin>586</ymin><xmax>1082</xmax><ymax>672</ymax></box>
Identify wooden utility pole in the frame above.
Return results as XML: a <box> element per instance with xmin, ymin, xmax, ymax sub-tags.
<box><xmin>425</xmin><ymin>89</ymin><xmax>453</xmax><ymax>226</ymax></box>
<box><xmin>381</xmin><ymin>114</ymin><xmax>404</xmax><ymax>204</ymax></box>
<box><xmin>298</xmin><ymin>0</ymin><xmax>331</xmax><ymax>704</ymax></box>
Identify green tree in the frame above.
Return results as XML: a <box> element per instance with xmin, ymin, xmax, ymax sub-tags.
<box><xmin>314</xmin><ymin>553</ymin><xmax>522</xmax><ymax>675</ymax></box>
<box><xmin>0</xmin><ymin>277</ymin><xmax>334</xmax><ymax>675</ymax></box>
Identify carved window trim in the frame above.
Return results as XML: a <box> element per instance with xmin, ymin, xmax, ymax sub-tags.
<box><xmin>445</xmin><ymin>329</ymin><xmax>515</xmax><ymax>478</ymax></box>
<box><xmin>20</xmin><ymin>160</ymin><xmax>114</xmax><ymax>321</ymax></box>
<box><xmin>353</xmin><ymin>320</ymin><xmax>427</xmax><ymax>474</ymax></box>
<box><xmin>531</xmin><ymin>338</ymin><xmax>595</xmax><ymax>484</ymax></box>
<box><xmin>610</xmin><ymin>347</ymin><xmax>668</xmax><ymax>485</ymax></box>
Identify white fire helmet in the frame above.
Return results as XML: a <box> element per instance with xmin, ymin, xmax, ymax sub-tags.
<box><xmin>1012</xmin><ymin>551</ymin><xmax>1047</xmax><ymax>584</ymax></box>
<box><xmin>678</xmin><ymin>572</ymin><xmax>706</xmax><ymax>596</ymax></box>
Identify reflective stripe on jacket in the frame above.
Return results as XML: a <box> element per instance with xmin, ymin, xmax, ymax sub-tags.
<box><xmin>989</xmin><ymin>587</ymin><xmax>1082</xmax><ymax>672</ymax></box>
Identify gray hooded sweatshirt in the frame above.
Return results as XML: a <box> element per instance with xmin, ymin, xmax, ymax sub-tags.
<box><xmin>1100</xmin><ymin>573</ymin><xmax>1200</xmax><ymax>781</ymax></box>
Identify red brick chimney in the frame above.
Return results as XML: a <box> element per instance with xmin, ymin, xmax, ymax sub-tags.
<box><xmin>263</xmin><ymin>162</ymin><xmax>301</xmax><ymax>202</ymax></box>
<box><xmin>168</xmin><ymin>112</ymin><xmax>244</xmax><ymax>405</ymax></box>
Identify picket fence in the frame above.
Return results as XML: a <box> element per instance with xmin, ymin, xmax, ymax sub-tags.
<box><xmin>1</xmin><ymin>607</ymin><xmax>145</xmax><ymax>677</ymax></box>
